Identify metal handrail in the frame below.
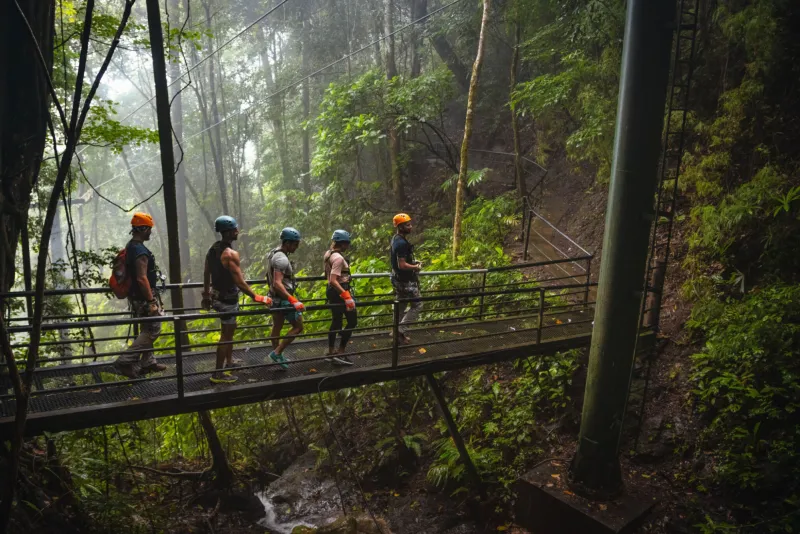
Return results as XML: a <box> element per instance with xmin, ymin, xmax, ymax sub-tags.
<box><xmin>0</xmin><ymin>261</ymin><xmax>580</xmax><ymax>300</ymax></box>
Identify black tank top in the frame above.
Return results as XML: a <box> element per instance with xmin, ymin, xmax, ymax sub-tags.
<box><xmin>206</xmin><ymin>241</ymin><xmax>239</xmax><ymax>302</ymax></box>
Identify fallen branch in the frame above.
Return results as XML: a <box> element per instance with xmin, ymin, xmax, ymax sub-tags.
<box><xmin>132</xmin><ymin>465</ymin><xmax>211</xmax><ymax>480</ymax></box>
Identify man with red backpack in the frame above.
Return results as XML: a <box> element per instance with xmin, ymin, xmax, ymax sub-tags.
<box><xmin>113</xmin><ymin>213</ymin><xmax>167</xmax><ymax>379</ymax></box>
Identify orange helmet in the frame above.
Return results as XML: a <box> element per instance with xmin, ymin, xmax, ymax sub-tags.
<box><xmin>393</xmin><ymin>213</ymin><xmax>412</xmax><ymax>227</ymax></box>
<box><xmin>131</xmin><ymin>212</ymin><xmax>154</xmax><ymax>228</ymax></box>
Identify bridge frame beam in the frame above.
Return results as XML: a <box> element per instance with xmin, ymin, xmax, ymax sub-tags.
<box><xmin>425</xmin><ymin>373</ymin><xmax>486</xmax><ymax>500</ymax></box>
<box><xmin>568</xmin><ymin>0</ymin><xmax>674</xmax><ymax>499</ymax></box>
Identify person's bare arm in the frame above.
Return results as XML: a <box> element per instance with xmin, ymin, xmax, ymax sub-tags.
<box><xmin>272</xmin><ymin>270</ymin><xmax>292</xmax><ymax>300</ymax></box>
<box><xmin>221</xmin><ymin>249</ymin><xmax>257</xmax><ymax>299</ymax></box>
<box><xmin>136</xmin><ymin>255</ymin><xmax>155</xmax><ymax>302</ymax></box>
<box><xmin>329</xmin><ymin>273</ymin><xmax>346</xmax><ymax>294</ymax></box>
<box><xmin>398</xmin><ymin>258</ymin><xmax>422</xmax><ymax>271</ymax></box>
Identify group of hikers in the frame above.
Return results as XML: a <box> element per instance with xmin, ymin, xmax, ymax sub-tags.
<box><xmin>112</xmin><ymin>212</ymin><xmax>423</xmax><ymax>384</ymax></box>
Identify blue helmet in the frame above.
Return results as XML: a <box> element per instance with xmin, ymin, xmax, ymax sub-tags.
<box><xmin>279</xmin><ymin>227</ymin><xmax>301</xmax><ymax>242</ymax></box>
<box><xmin>331</xmin><ymin>229</ymin><xmax>351</xmax><ymax>242</ymax></box>
<box><xmin>215</xmin><ymin>215</ymin><xmax>238</xmax><ymax>233</ymax></box>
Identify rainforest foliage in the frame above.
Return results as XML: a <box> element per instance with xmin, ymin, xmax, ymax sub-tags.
<box><xmin>2</xmin><ymin>0</ymin><xmax>800</xmax><ymax>531</ymax></box>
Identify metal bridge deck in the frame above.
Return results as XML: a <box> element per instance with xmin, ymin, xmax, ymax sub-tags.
<box><xmin>0</xmin><ymin>312</ymin><xmax>602</xmax><ymax>438</ymax></box>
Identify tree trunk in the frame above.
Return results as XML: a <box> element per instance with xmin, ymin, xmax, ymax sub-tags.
<box><xmin>122</xmin><ymin>150</ymin><xmax>169</xmax><ymax>260</ymax></box>
<box><xmin>373</xmin><ymin>17</ymin><xmax>384</xmax><ymax>69</ymax></box>
<box><xmin>3</xmin><ymin>1</ymin><xmax>133</xmax><ymax>527</ymax></box>
<box><xmin>184</xmin><ymin>175</ymin><xmax>218</xmax><ymax>234</ymax></box>
<box><xmin>385</xmin><ymin>0</ymin><xmax>404</xmax><ymax>207</ymax></box>
<box><xmin>431</xmin><ymin>34</ymin><xmax>470</xmax><ymax>94</ymax></box>
<box><xmin>202</xmin><ymin>0</ymin><xmax>229</xmax><ymax>214</ymax></box>
<box><xmin>509</xmin><ymin>22</ymin><xmax>526</xmax><ymax>201</ymax></box>
<box><xmin>452</xmin><ymin>0</ymin><xmax>491</xmax><ymax>260</ymax></box>
<box><xmin>0</xmin><ymin>0</ymin><xmax>54</xmax><ymax>525</ymax></box>
<box><xmin>410</xmin><ymin>0</ymin><xmax>427</xmax><ymax>77</ymax></box>
<box><xmin>301</xmin><ymin>17</ymin><xmax>312</xmax><ymax>195</ymax></box>
<box><xmin>169</xmin><ymin>0</ymin><xmax>193</xmax><ymax>294</ymax></box>
<box><xmin>198</xmin><ymin>410</ymin><xmax>234</xmax><ymax>488</ymax></box>
<box><xmin>146</xmin><ymin>0</ymin><xmax>185</xmax><ymax>314</ymax></box>
<box><xmin>258</xmin><ymin>26</ymin><xmax>293</xmax><ymax>189</ymax></box>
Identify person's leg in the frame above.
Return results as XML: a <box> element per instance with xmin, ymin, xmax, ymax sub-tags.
<box><xmin>211</xmin><ymin>323</ymin><xmax>238</xmax><ymax>383</ymax></box>
<box><xmin>114</xmin><ymin>302</ymin><xmax>144</xmax><ymax>377</ymax></box>
<box><xmin>275</xmin><ymin>315</ymin><xmax>303</xmax><ymax>355</ymax></box>
<box><xmin>339</xmin><ymin>309</ymin><xmax>358</xmax><ymax>350</ymax></box>
<box><xmin>221</xmin><ymin>323</ymin><xmax>236</xmax><ymax>365</ymax></box>
<box><xmin>270</xmin><ymin>312</ymin><xmax>285</xmax><ymax>350</ymax></box>
<box><xmin>137</xmin><ymin>318</ymin><xmax>164</xmax><ymax>372</ymax></box>
<box><xmin>329</xmin><ymin>307</ymin><xmax>344</xmax><ymax>353</ymax></box>
<box><xmin>398</xmin><ymin>282</ymin><xmax>422</xmax><ymax>341</ymax></box>
<box><xmin>327</xmin><ymin>286</ymin><xmax>344</xmax><ymax>353</ymax></box>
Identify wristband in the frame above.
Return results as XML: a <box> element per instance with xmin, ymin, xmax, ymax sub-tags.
<box><xmin>340</xmin><ymin>291</ymin><xmax>352</xmax><ymax>300</ymax></box>
<box><xmin>288</xmin><ymin>295</ymin><xmax>299</xmax><ymax>304</ymax></box>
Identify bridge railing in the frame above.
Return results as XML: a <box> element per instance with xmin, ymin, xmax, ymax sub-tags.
<box><xmin>0</xmin><ymin>276</ymin><xmax>597</xmax><ymax>410</ymax></box>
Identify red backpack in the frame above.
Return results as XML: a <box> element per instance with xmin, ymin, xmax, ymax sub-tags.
<box><xmin>109</xmin><ymin>248</ymin><xmax>131</xmax><ymax>299</ymax></box>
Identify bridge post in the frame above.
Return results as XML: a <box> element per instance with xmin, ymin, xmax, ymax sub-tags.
<box><xmin>173</xmin><ymin>317</ymin><xmax>184</xmax><ymax>399</ymax></box>
<box><xmin>536</xmin><ymin>287</ymin><xmax>545</xmax><ymax>344</ymax></box>
<box><xmin>391</xmin><ymin>301</ymin><xmax>401</xmax><ymax>367</ymax></box>
<box><xmin>425</xmin><ymin>373</ymin><xmax>486</xmax><ymax>500</ymax></box>
<box><xmin>568</xmin><ymin>0</ymin><xmax>674</xmax><ymax>498</ymax></box>
<box><xmin>523</xmin><ymin>210</ymin><xmax>533</xmax><ymax>261</ymax></box>
<box><xmin>583</xmin><ymin>257</ymin><xmax>592</xmax><ymax>306</ymax></box>
<box><xmin>477</xmin><ymin>271</ymin><xmax>487</xmax><ymax>320</ymax></box>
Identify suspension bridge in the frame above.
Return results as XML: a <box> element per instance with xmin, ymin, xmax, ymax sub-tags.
<box><xmin>0</xmin><ymin>212</ymin><xmax>656</xmax><ymax>439</ymax></box>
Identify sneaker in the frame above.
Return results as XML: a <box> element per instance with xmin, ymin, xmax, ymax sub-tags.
<box><xmin>140</xmin><ymin>362</ymin><xmax>167</xmax><ymax>374</ymax></box>
<box><xmin>269</xmin><ymin>351</ymin><xmax>290</xmax><ymax>371</ymax></box>
<box><xmin>113</xmin><ymin>361</ymin><xmax>139</xmax><ymax>379</ymax></box>
<box><xmin>332</xmin><ymin>355</ymin><xmax>354</xmax><ymax>366</ymax></box>
<box><xmin>210</xmin><ymin>371</ymin><xmax>238</xmax><ymax>384</ymax></box>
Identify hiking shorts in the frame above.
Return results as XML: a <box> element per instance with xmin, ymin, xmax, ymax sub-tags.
<box><xmin>212</xmin><ymin>299</ymin><xmax>239</xmax><ymax>325</ymax></box>
<box><xmin>271</xmin><ymin>299</ymin><xmax>303</xmax><ymax>323</ymax></box>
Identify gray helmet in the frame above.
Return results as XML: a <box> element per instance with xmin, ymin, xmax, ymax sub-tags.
<box><xmin>331</xmin><ymin>229</ymin><xmax>351</xmax><ymax>242</ymax></box>
<box><xmin>215</xmin><ymin>215</ymin><xmax>238</xmax><ymax>233</ymax></box>
<box><xmin>279</xmin><ymin>227</ymin><xmax>301</xmax><ymax>242</ymax></box>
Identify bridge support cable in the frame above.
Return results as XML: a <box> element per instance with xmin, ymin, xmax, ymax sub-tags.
<box><xmin>567</xmin><ymin>0</ymin><xmax>675</xmax><ymax>499</ymax></box>
<box><xmin>425</xmin><ymin>373</ymin><xmax>486</xmax><ymax>500</ymax></box>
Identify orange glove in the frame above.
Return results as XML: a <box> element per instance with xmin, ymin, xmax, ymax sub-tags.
<box><xmin>340</xmin><ymin>291</ymin><xmax>356</xmax><ymax>311</ymax></box>
<box><xmin>254</xmin><ymin>294</ymin><xmax>272</xmax><ymax>306</ymax></box>
<box><xmin>287</xmin><ymin>295</ymin><xmax>305</xmax><ymax>312</ymax></box>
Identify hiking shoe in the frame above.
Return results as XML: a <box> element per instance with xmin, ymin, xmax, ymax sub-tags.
<box><xmin>140</xmin><ymin>362</ymin><xmax>167</xmax><ymax>374</ymax></box>
<box><xmin>113</xmin><ymin>361</ymin><xmax>139</xmax><ymax>379</ymax></box>
<box><xmin>332</xmin><ymin>355</ymin><xmax>354</xmax><ymax>366</ymax></box>
<box><xmin>210</xmin><ymin>371</ymin><xmax>238</xmax><ymax>384</ymax></box>
<box><xmin>268</xmin><ymin>351</ymin><xmax>290</xmax><ymax>371</ymax></box>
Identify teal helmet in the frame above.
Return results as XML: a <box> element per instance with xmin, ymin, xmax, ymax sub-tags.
<box><xmin>280</xmin><ymin>227</ymin><xmax>301</xmax><ymax>242</ymax></box>
<box><xmin>215</xmin><ymin>215</ymin><xmax>238</xmax><ymax>233</ymax></box>
<box><xmin>331</xmin><ymin>229</ymin><xmax>351</xmax><ymax>242</ymax></box>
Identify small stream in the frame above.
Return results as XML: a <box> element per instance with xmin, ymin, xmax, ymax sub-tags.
<box><xmin>255</xmin><ymin>451</ymin><xmax>344</xmax><ymax>534</ymax></box>
<box><xmin>256</xmin><ymin>493</ymin><xmax>317</xmax><ymax>534</ymax></box>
